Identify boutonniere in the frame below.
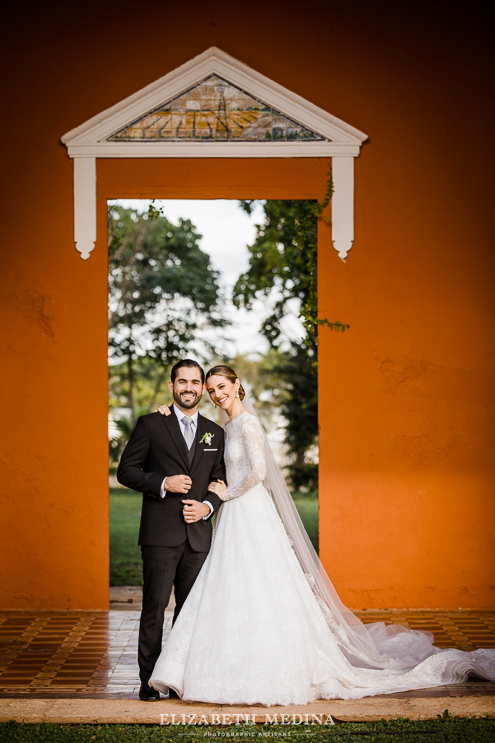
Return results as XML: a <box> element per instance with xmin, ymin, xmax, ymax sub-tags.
<box><xmin>200</xmin><ymin>432</ymin><xmax>214</xmax><ymax>446</ymax></box>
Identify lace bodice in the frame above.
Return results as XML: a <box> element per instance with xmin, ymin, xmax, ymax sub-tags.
<box><xmin>222</xmin><ymin>412</ymin><xmax>267</xmax><ymax>501</ymax></box>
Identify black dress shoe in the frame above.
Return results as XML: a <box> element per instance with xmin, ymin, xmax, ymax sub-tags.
<box><xmin>139</xmin><ymin>681</ymin><xmax>160</xmax><ymax>701</ymax></box>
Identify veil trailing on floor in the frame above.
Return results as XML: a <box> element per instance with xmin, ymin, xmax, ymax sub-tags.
<box><xmin>218</xmin><ymin>396</ymin><xmax>478</xmax><ymax>674</ymax></box>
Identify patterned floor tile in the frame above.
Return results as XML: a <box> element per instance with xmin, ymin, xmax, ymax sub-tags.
<box><xmin>0</xmin><ymin>609</ymin><xmax>493</xmax><ymax>698</ymax></box>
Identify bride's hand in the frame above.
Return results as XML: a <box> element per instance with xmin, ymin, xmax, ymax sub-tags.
<box><xmin>155</xmin><ymin>404</ymin><xmax>171</xmax><ymax>416</ymax></box>
<box><xmin>208</xmin><ymin>480</ymin><xmax>227</xmax><ymax>500</ymax></box>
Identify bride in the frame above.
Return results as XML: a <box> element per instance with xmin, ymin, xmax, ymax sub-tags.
<box><xmin>150</xmin><ymin>364</ymin><xmax>494</xmax><ymax>706</ymax></box>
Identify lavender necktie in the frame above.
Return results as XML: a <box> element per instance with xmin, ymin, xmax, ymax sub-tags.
<box><xmin>182</xmin><ymin>417</ymin><xmax>194</xmax><ymax>450</ymax></box>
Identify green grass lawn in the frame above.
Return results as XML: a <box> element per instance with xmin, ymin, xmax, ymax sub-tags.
<box><xmin>110</xmin><ymin>488</ymin><xmax>318</xmax><ymax>586</ymax></box>
<box><xmin>293</xmin><ymin>492</ymin><xmax>318</xmax><ymax>553</ymax></box>
<box><xmin>109</xmin><ymin>488</ymin><xmax>143</xmax><ymax>586</ymax></box>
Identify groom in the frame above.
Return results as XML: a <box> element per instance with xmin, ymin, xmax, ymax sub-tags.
<box><xmin>117</xmin><ymin>359</ymin><xmax>225</xmax><ymax>701</ymax></box>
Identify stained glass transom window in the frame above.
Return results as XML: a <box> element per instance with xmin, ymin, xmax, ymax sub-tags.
<box><xmin>107</xmin><ymin>76</ymin><xmax>326</xmax><ymax>142</ymax></box>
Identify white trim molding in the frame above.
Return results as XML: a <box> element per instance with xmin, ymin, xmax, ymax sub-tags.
<box><xmin>331</xmin><ymin>157</ymin><xmax>354</xmax><ymax>261</ymax></box>
<box><xmin>62</xmin><ymin>47</ymin><xmax>367</xmax><ymax>261</ymax></box>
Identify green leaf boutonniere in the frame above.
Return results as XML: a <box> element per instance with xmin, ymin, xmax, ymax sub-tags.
<box><xmin>200</xmin><ymin>432</ymin><xmax>214</xmax><ymax>446</ymax></box>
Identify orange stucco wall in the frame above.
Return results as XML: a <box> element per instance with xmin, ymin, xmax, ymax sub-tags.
<box><xmin>1</xmin><ymin>2</ymin><xmax>493</xmax><ymax>609</ymax></box>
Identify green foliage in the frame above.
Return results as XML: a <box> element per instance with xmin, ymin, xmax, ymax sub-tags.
<box><xmin>146</xmin><ymin>199</ymin><xmax>164</xmax><ymax>221</ymax></box>
<box><xmin>233</xmin><ymin>198</ymin><xmax>318</xmax><ymax>354</ymax></box>
<box><xmin>234</xmin><ymin>168</ymin><xmax>346</xmax><ymax>364</ymax></box>
<box><xmin>109</xmin><ymin>356</ymin><xmax>174</xmax><ymax>413</ymax></box>
<box><xmin>290</xmin><ymin>463</ymin><xmax>319</xmax><ymax>492</ymax></box>
<box><xmin>108</xmin><ymin>355</ymin><xmax>175</xmax><ymax>471</ymax></box>
<box><xmin>2</xmin><ymin>717</ymin><xmax>495</xmax><ymax>742</ymax></box>
<box><xmin>226</xmin><ymin>350</ymin><xmax>289</xmax><ymax>428</ymax></box>
<box><xmin>320</xmin><ymin>319</ymin><xmax>350</xmax><ymax>333</ymax></box>
<box><xmin>437</xmin><ymin>709</ymin><xmax>453</xmax><ymax>721</ymax></box>
<box><xmin>289</xmin><ymin>168</ymin><xmax>351</xmax><ymax>355</ymax></box>
<box><xmin>271</xmin><ymin>342</ymin><xmax>319</xmax><ymax>490</ymax></box>
<box><xmin>108</xmin><ymin>411</ymin><xmax>135</xmax><ymax>475</ymax></box>
<box><xmin>108</xmin><ymin>205</ymin><xmax>228</xmax><ymax>422</ymax></box>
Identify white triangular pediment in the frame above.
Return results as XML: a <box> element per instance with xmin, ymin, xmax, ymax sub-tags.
<box><xmin>62</xmin><ymin>48</ymin><xmax>367</xmax><ymax>262</ymax></box>
<box><xmin>62</xmin><ymin>47</ymin><xmax>367</xmax><ymax>158</ymax></box>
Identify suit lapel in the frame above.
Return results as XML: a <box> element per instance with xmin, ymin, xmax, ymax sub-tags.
<box><xmin>190</xmin><ymin>414</ymin><xmax>209</xmax><ymax>474</ymax></box>
<box><xmin>162</xmin><ymin>405</ymin><xmax>190</xmax><ymax>472</ymax></box>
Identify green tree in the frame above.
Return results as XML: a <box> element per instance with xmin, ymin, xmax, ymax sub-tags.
<box><xmin>227</xmin><ymin>350</ymin><xmax>288</xmax><ymax>426</ymax></box>
<box><xmin>109</xmin><ymin>356</ymin><xmax>173</xmax><ymax>416</ymax></box>
<box><xmin>273</xmin><ymin>343</ymin><xmax>319</xmax><ymax>490</ymax></box>
<box><xmin>233</xmin><ymin>200</ymin><xmax>318</xmax><ymax>357</ymax></box>
<box><xmin>108</xmin><ymin>205</ymin><xmax>228</xmax><ymax>423</ymax></box>
<box><xmin>233</xmin><ymin>200</ymin><xmax>320</xmax><ymax>488</ymax></box>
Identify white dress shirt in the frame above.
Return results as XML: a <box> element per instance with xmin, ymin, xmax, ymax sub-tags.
<box><xmin>160</xmin><ymin>405</ymin><xmax>213</xmax><ymax>518</ymax></box>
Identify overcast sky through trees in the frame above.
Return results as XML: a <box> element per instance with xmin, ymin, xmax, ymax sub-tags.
<box><xmin>108</xmin><ymin>199</ymin><xmax>305</xmax><ymax>359</ymax></box>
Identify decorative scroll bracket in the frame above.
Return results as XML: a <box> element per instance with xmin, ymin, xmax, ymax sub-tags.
<box><xmin>73</xmin><ymin>157</ymin><xmax>96</xmax><ymax>260</ymax></box>
<box><xmin>331</xmin><ymin>156</ymin><xmax>354</xmax><ymax>261</ymax></box>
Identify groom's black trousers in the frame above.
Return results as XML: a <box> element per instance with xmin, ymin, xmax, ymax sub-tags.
<box><xmin>138</xmin><ymin>540</ymin><xmax>208</xmax><ymax>683</ymax></box>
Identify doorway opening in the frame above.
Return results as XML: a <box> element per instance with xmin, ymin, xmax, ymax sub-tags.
<box><xmin>107</xmin><ymin>198</ymin><xmax>319</xmax><ymax>592</ymax></box>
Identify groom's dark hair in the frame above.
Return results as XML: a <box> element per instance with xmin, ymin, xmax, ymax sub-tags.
<box><xmin>170</xmin><ymin>359</ymin><xmax>205</xmax><ymax>385</ymax></box>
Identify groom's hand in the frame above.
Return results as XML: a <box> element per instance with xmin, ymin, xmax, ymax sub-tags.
<box><xmin>182</xmin><ymin>500</ymin><xmax>210</xmax><ymax>523</ymax></box>
<box><xmin>165</xmin><ymin>475</ymin><xmax>192</xmax><ymax>493</ymax></box>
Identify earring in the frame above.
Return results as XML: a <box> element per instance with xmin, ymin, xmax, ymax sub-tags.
<box><xmin>236</xmin><ymin>390</ymin><xmax>239</xmax><ymax>398</ymax></box>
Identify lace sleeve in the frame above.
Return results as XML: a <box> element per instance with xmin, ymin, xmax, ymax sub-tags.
<box><xmin>222</xmin><ymin>415</ymin><xmax>267</xmax><ymax>501</ymax></box>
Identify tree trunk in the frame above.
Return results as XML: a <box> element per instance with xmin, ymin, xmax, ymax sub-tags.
<box><xmin>127</xmin><ymin>355</ymin><xmax>136</xmax><ymax>425</ymax></box>
<box><xmin>147</xmin><ymin>364</ymin><xmax>168</xmax><ymax>413</ymax></box>
<box><xmin>294</xmin><ymin>449</ymin><xmax>305</xmax><ymax>468</ymax></box>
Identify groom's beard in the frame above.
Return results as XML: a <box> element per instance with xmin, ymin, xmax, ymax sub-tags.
<box><xmin>173</xmin><ymin>389</ymin><xmax>202</xmax><ymax>410</ymax></box>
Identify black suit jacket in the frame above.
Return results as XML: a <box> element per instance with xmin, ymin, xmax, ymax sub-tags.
<box><xmin>117</xmin><ymin>407</ymin><xmax>225</xmax><ymax>552</ymax></box>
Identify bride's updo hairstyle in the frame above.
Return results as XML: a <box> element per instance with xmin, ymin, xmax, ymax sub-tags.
<box><xmin>206</xmin><ymin>365</ymin><xmax>245</xmax><ymax>401</ymax></box>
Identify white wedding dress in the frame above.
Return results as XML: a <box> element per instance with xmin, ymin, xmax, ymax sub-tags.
<box><xmin>150</xmin><ymin>411</ymin><xmax>495</xmax><ymax>706</ymax></box>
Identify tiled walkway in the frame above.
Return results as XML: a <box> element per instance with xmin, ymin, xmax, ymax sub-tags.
<box><xmin>0</xmin><ymin>609</ymin><xmax>494</xmax><ymax>699</ymax></box>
